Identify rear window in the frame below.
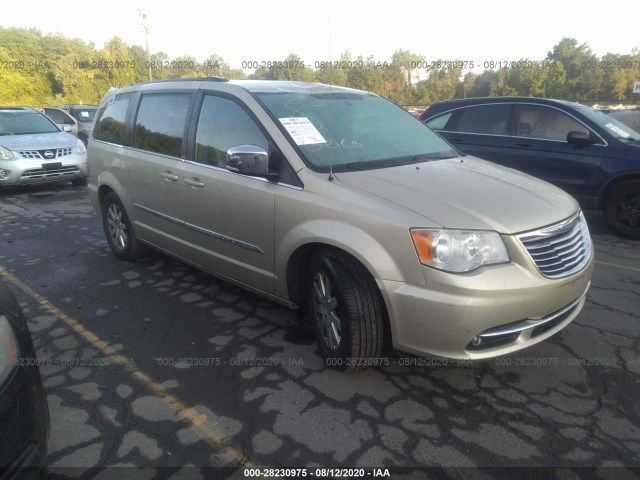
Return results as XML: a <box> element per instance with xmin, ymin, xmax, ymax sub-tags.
<box><xmin>72</xmin><ymin>108</ymin><xmax>97</xmax><ymax>122</ymax></box>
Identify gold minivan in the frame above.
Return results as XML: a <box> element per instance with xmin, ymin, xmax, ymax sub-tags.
<box><xmin>87</xmin><ymin>78</ymin><xmax>594</xmax><ymax>370</ymax></box>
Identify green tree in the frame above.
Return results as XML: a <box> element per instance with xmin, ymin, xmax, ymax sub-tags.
<box><xmin>250</xmin><ymin>54</ymin><xmax>315</xmax><ymax>81</ymax></box>
<box><xmin>346</xmin><ymin>55</ymin><xmax>385</xmax><ymax>94</ymax></box>
<box><xmin>414</xmin><ymin>60</ymin><xmax>463</xmax><ymax>103</ymax></box>
<box><xmin>390</xmin><ymin>49</ymin><xmax>425</xmax><ymax>87</ymax></box>
<box><xmin>96</xmin><ymin>37</ymin><xmax>136</xmax><ymax>89</ymax></box>
<box><xmin>546</xmin><ymin>38</ymin><xmax>604</xmax><ymax>100</ymax></box>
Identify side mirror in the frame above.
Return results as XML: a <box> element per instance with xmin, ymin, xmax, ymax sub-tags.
<box><xmin>226</xmin><ymin>145</ymin><xmax>273</xmax><ymax>177</ymax></box>
<box><xmin>62</xmin><ymin>125</ymin><xmax>72</xmax><ymax>133</ymax></box>
<box><xmin>567</xmin><ymin>131</ymin><xmax>595</xmax><ymax>145</ymax></box>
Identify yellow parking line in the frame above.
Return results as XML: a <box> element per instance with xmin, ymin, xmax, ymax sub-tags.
<box><xmin>0</xmin><ymin>267</ymin><xmax>252</xmax><ymax>467</ymax></box>
<box><xmin>595</xmin><ymin>260</ymin><xmax>640</xmax><ymax>273</ymax></box>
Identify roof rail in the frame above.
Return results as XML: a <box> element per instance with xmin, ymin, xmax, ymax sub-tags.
<box><xmin>125</xmin><ymin>76</ymin><xmax>229</xmax><ymax>87</ymax></box>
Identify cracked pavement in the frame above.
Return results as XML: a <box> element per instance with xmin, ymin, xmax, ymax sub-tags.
<box><xmin>0</xmin><ymin>183</ymin><xmax>639</xmax><ymax>478</ymax></box>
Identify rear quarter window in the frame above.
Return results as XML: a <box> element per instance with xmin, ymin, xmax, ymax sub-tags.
<box><xmin>425</xmin><ymin>112</ymin><xmax>453</xmax><ymax>130</ymax></box>
<box><xmin>94</xmin><ymin>94</ymin><xmax>134</xmax><ymax>145</ymax></box>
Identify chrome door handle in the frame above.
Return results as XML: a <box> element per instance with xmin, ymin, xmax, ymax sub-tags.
<box><xmin>161</xmin><ymin>171</ymin><xmax>179</xmax><ymax>181</ymax></box>
<box><xmin>184</xmin><ymin>177</ymin><xmax>204</xmax><ymax>188</ymax></box>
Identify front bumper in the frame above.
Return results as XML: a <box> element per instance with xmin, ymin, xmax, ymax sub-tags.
<box><xmin>0</xmin><ymin>153</ymin><xmax>87</xmax><ymax>186</ymax></box>
<box><xmin>381</xmin><ymin>247</ymin><xmax>594</xmax><ymax>360</ymax></box>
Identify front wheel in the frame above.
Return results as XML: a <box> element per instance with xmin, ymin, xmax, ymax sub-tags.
<box><xmin>101</xmin><ymin>192</ymin><xmax>147</xmax><ymax>260</ymax></box>
<box><xmin>604</xmin><ymin>180</ymin><xmax>640</xmax><ymax>239</ymax></box>
<box><xmin>306</xmin><ymin>249</ymin><xmax>385</xmax><ymax>371</ymax></box>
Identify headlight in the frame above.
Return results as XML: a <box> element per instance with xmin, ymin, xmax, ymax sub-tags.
<box><xmin>76</xmin><ymin>139</ymin><xmax>87</xmax><ymax>154</ymax></box>
<box><xmin>410</xmin><ymin>229</ymin><xmax>510</xmax><ymax>273</ymax></box>
<box><xmin>0</xmin><ymin>314</ymin><xmax>19</xmax><ymax>385</ymax></box>
<box><xmin>0</xmin><ymin>146</ymin><xmax>14</xmax><ymax>160</ymax></box>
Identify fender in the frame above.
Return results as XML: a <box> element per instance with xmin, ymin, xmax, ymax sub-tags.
<box><xmin>274</xmin><ymin>219</ymin><xmax>426</xmax><ymax>300</ymax></box>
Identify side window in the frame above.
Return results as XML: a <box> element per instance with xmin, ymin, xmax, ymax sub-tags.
<box><xmin>425</xmin><ymin>112</ymin><xmax>453</xmax><ymax>130</ymax></box>
<box><xmin>44</xmin><ymin>109</ymin><xmax>63</xmax><ymax>123</ymax></box>
<box><xmin>453</xmin><ymin>104</ymin><xmax>511</xmax><ymax>135</ymax></box>
<box><xmin>94</xmin><ymin>93</ymin><xmax>134</xmax><ymax>145</ymax></box>
<box><xmin>515</xmin><ymin>105</ymin><xmax>590</xmax><ymax>141</ymax></box>
<box><xmin>194</xmin><ymin>95</ymin><xmax>268</xmax><ymax>167</ymax></box>
<box><xmin>134</xmin><ymin>94</ymin><xmax>191</xmax><ymax>157</ymax></box>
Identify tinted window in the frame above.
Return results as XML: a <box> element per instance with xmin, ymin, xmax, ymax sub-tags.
<box><xmin>94</xmin><ymin>94</ymin><xmax>134</xmax><ymax>145</ymax></box>
<box><xmin>195</xmin><ymin>95</ymin><xmax>268</xmax><ymax>167</ymax></box>
<box><xmin>514</xmin><ymin>105</ymin><xmax>590</xmax><ymax>141</ymax></box>
<box><xmin>134</xmin><ymin>94</ymin><xmax>191</xmax><ymax>157</ymax></box>
<box><xmin>451</xmin><ymin>104</ymin><xmax>511</xmax><ymax>135</ymax></box>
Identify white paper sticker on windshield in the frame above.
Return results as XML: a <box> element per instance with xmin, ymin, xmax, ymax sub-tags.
<box><xmin>605</xmin><ymin>122</ymin><xmax>630</xmax><ymax>138</ymax></box>
<box><xmin>80</xmin><ymin>111</ymin><xmax>90</xmax><ymax>118</ymax></box>
<box><xmin>279</xmin><ymin>117</ymin><xmax>326</xmax><ymax>145</ymax></box>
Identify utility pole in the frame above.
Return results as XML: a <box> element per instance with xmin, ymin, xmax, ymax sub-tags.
<box><xmin>138</xmin><ymin>10</ymin><xmax>152</xmax><ymax>81</ymax></box>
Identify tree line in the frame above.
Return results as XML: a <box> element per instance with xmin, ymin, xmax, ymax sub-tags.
<box><xmin>1</xmin><ymin>26</ymin><xmax>638</xmax><ymax>107</ymax></box>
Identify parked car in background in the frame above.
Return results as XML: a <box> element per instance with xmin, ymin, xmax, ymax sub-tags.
<box><xmin>88</xmin><ymin>79</ymin><xmax>593</xmax><ymax>369</ymax></box>
<box><xmin>0</xmin><ymin>106</ymin><xmax>88</xmax><ymax>189</ymax></box>
<box><xmin>44</xmin><ymin>105</ymin><xmax>97</xmax><ymax>146</ymax></box>
<box><xmin>43</xmin><ymin>107</ymin><xmax>78</xmax><ymax>137</ymax></box>
<box><xmin>608</xmin><ymin>109</ymin><xmax>640</xmax><ymax>134</ymax></box>
<box><xmin>0</xmin><ymin>283</ymin><xmax>49</xmax><ymax>478</ymax></box>
<box><xmin>421</xmin><ymin>97</ymin><xmax>640</xmax><ymax>239</ymax></box>
<box><xmin>65</xmin><ymin>105</ymin><xmax>98</xmax><ymax>146</ymax></box>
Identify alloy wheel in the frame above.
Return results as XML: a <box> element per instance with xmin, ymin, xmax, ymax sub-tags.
<box><xmin>312</xmin><ymin>271</ymin><xmax>342</xmax><ymax>351</ymax></box>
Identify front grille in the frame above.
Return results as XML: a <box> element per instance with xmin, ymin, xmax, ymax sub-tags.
<box><xmin>517</xmin><ymin>212</ymin><xmax>592</xmax><ymax>279</ymax></box>
<box><xmin>21</xmin><ymin>166</ymin><xmax>80</xmax><ymax>179</ymax></box>
<box><xmin>18</xmin><ymin>148</ymin><xmax>73</xmax><ymax>159</ymax></box>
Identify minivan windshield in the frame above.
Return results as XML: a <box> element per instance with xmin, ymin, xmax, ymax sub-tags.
<box><xmin>577</xmin><ymin>106</ymin><xmax>640</xmax><ymax>145</ymax></box>
<box><xmin>255</xmin><ymin>90</ymin><xmax>459</xmax><ymax>171</ymax></box>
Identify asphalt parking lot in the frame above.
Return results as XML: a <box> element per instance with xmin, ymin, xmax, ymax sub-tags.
<box><xmin>1</xmin><ymin>182</ymin><xmax>639</xmax><ymax>479</ymax></box>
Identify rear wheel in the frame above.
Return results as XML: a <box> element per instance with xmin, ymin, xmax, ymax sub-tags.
<box><xmin>604</xmin><ymin>180</ymin><xmax>640</xmax><ymax>239</ymax></box>
<box><xmin>306</xmin><ymin>249</ymin><xmax>385</xmax><ymax>371</ymax></box>
<box><xmin>101</xmin><ymin>192</ymin><xmax>147</xmax><ymax>260</ymax></box>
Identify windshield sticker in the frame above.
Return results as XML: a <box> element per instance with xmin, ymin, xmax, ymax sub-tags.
<box><xmin>605</xmin><ymin>122</ymin><xmax>630</xmax><ymax>138</ymax></box>
<box><xmin>80</xmin><ymin>111</ymin><xmax>90</xmax><ymax>118</ymax></box>
<box><xmin>279</xmin><ymin>117</ymin><xmax>326</xmax><ymax>145</ymax></box>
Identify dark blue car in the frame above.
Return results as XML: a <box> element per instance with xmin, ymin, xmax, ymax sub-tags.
<box><xmin>420</xmin><ymin>97</ymin><xmax>640</xmax><ymax>239</ymax></box>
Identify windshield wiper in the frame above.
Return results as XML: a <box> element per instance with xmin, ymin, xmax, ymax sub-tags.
<box><xmin>616</xmin><ymin>136</ymin><xmax>640</xmax><ymax>145</ymax></box>
<box><xmin>344</xmin><ymin>161</ymin><xmax>370</xmax><ymax>170</ymax></box>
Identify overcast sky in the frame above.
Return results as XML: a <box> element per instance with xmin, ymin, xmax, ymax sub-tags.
<box><xmin>4</xmin><ymin>0</ymin><xmax>638</xmax><ymax>75</ymax></box>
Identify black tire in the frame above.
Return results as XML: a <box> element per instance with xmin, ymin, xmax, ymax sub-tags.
<box><xmin>306</xmin><ymin>248</ymin><xmax>385</xmax><ymax>371</ymax></box>
<box><xmin>101</xmin><ymin>192</ymin><xmax>147</xmax><ymax>260</ymax></box>
<box><xmin>603</xmin><ymin>180</ymin><xmax>640</xmax><ymax>240</ymax></box>
<box><xmin>71</xmin><ymin>177</ymin><xmax>88</xmax><ymax>187</ymax></box>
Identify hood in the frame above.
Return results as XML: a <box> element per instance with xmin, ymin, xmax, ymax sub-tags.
<box><xmin>0</xmin><ymin>132</ymin><xmax>78</xmax><ymax>151</ymax></box>
<box><xmin>335</xmin><ymin>157</ymin><xmax>578</xmax><ymax>234</ymax></box>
